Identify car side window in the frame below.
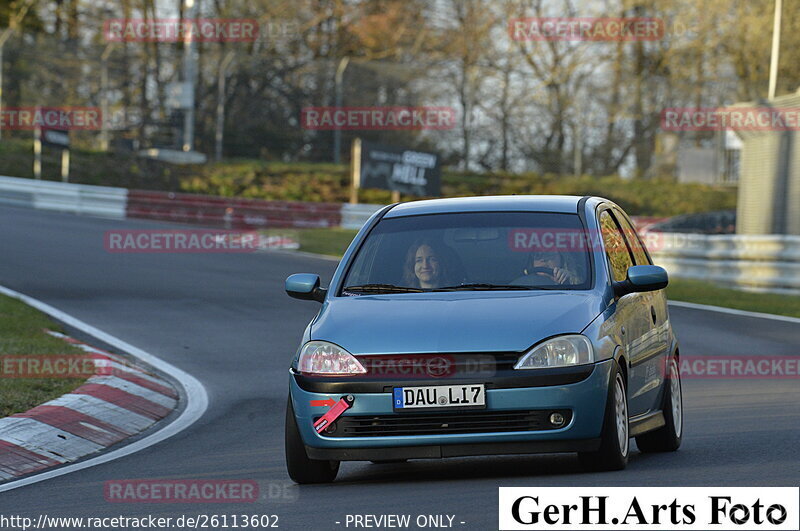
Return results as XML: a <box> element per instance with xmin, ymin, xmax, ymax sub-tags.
<box><xmin>599</xmin><ymin>210</ymin><xmax>633</xmax><ymax>282</ymax></box>
<box><xmin>344</xmin><ymin>233</ymin><xmax>381</xmax><ymax>286</ymax></box>
<box><xmin>614</xmin><ymin>211</ymin><xmax>651</xmax><ymax>266</ymax></box>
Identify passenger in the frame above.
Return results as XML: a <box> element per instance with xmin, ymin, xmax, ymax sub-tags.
<box><xmin>403</xmin><ymin>239</ymin><xmax>451</xmax><ymax>289</ymax></box>
<box><xmin>524</xmin><ymin>251</ymin><xmax>580</xmax><ymax>285</ymax></box>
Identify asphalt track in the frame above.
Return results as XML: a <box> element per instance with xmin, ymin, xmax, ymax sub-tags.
<box><xmin>0</xmin><ymin>204</ymin><xmax>798</xmax><ymax>530</ymax></box>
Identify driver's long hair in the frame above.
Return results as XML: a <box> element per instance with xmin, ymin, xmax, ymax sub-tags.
<box><xmin>402</xmin><ymin>238</ymin><xmax>451</xmax><ymax>288</ymax></box>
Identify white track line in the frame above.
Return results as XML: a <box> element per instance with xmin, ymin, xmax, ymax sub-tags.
<box><xmin>669</xmin><ymin>300</ymin><xmax>800</xmax><ymax>325</ymax></box>
<box><xmin>0</xmin><ymin>285</ymin><xmax>208</xmax><ymax>493</ymax></box>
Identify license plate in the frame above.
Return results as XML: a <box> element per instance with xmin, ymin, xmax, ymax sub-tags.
<box><xmin>393</xmin><ymin>384</ymin><xmax>485</xmax><ymax>410</ymax></box>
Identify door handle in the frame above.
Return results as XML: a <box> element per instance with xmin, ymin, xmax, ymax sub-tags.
<box><xmin>650</xmin><ymin>306</ymin><xmax>657</xmax><ymax>325</ymax></box>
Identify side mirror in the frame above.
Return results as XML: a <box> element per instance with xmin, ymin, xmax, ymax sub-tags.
<box><xmin>614</xmin><ymin>265</ymin><xmax>668</xmax><ymax>298</ymax></box>
<box><xmin>285</xmin><ymin>273</ymin><xmax>327</xmax><ymax>303</ymax></box>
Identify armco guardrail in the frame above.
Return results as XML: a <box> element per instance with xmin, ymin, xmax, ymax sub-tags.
<box><xmin>648</xmin><ymin>232</ymin><xmax>800</xmax><ymax>294</ymax></box>
<box><xmin>340</xmin><ymin>203</ymin><xmax>384</xmax><ymax>229</ymax></box>
<box><xmin>0</xmin><ymin>175</ymin><xmax>127</xmax><ymax>219</ymax></box>
<box><xmin>1</xmin><ymin>174</ymin><xmax>797</xmax><ymax>294</ymax></box>
<box><xmin>126</xmin><ymin>190</ymin><xmax>342</xmax><ymax>229</ymax></box>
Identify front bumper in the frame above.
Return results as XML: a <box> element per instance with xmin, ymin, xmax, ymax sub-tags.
<box><xmin>289</xmin><ymin>358</ymin><xmax>614</xmax><ymax>461</ymax></box>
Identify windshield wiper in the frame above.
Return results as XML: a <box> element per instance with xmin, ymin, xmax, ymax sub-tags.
<box><xmin>343</xmin><ymin>283</ymin><xmax>425</xmax><ymax>294</ymax></box>
<box><xmin>433</xmin><ymin>283</ymin><xmax>541</xmax><ymax>291</ymax></box>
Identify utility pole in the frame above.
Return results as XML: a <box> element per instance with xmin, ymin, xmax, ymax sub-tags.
<box><xmin>0</xmin><ymin>0</ymin><xmax>37</xmax><ymax>140</ymax></box>
<box><xmin>181</xmin><ymin>0</ymin><xmax>197</xmax><ymax>152</ymax></box>
<box><xmin>333</xmin><ymin>56</ymin><xmax>349</xmax><ymax>164</ymax></box>
<box><xmin>768</xmin><ymin>0</ymin><xmax>782</xmax><ymax>99</ymax></box>
<box><xmin>215</xmin><ymin>51</ymin><xmax>235</xmax><ymax>162</ymax></box>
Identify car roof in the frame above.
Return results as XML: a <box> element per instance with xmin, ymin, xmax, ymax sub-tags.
<box><xmin>383</xmin><ymin>195</ymin><xmax>589</xmax><ymax>218</ymax></box>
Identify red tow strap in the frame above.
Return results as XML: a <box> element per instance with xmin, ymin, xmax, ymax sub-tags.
<box><xmin>313</xmin><ymin>395</ymin><xmax>354</xmax><ymax>434</ymax></box>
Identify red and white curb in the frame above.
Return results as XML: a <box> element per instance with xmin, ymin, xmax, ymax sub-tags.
<box><xmin>0</xmin><ymin>331</ymin><xmax>178</xmax><ymax>482</ymax></box>
<box><xmin>0</xmin><ymin>285</ymin><xmax>208</xmax><ymax>493</ymax></box>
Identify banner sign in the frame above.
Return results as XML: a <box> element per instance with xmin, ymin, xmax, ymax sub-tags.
<box><xmin>359</xmin><ymin>141</ymin><xmax>441</xmax><ymax>196</ymax></box>
<box><xmin>41</xmin><ymin>128</ymin><xmax>70</xmax><ymax>148</ymax></box>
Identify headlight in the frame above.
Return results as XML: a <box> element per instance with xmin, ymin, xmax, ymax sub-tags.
<box><xmin>514</xmin><ymin>335</ymin><xmax>594</xmax><ymax>369</ymax></box>
<box><xmin>297</xmin><ymin>341</ymin><xmax>366</xmax><ymax>376</ymax></box>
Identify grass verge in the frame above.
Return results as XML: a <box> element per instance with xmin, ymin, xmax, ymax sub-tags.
<box><xmin>666</xmin><ymin>278</ymin><xmax>800</xmax><ymax>318</ymax></box>
<box><xmin>265</xmin><ymin>228</ymin><xmax>800</xmax><ymax>319</ymax></box>
<box><xmin>0</xmin><ymin>295</ymin><xmax>88</xmax><ymax>417</ymax></box>
<box><xmin>262</xmin><ymin>228</ymin><xmax>358</xmax><ymax>258</ymax></box>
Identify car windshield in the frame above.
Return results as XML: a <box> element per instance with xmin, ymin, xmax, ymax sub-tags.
<box><xmin>342</xmin><ymin>212</ymin><xmax>592</xmax><ymax>293</ymax></box>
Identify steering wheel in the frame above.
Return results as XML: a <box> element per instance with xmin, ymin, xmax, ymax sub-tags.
<box><xmin>509</xmin><ymin>266</ymin><xmax>559</xmax><ymax>287</ymax></box>
<box><xmin>529</xmin><ymin>266</ymin><xmax>556</xmax><ymax>278</ymax></box>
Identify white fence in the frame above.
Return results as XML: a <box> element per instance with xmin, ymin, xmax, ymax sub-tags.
<box><xmin>0</xmin><ymin>176</ymin><xmax>128</xmax><ymax>219</ymax></box>
<box><xmin>649</xmin><ymin>233</ymin><xmax>800</xmax><ymax>294</ymax></box>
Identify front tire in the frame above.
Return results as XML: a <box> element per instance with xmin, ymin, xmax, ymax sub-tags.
<box><xmin>636</xmin><ymin>356</ymin><xmax>683</xmax><ymax>452</ymax></box>
<box><xmin>285</xmin><ymin>397</ymin><xmax>339</xmax><ymax>484</ymax></box>
<box><xmin>579</xmin><ymin>366</ymin><xmax>629</xmax><ymax>471</ymax></box>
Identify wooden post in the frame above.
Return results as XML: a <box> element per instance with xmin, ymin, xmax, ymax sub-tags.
<box><xmin>350</xmin><ymin>138</ymin><xmax>361</xmax><ymax>204</ymax></box>
<box><xmin>61</xmin><ymin>148</ymin><xmax>70</xmax><ymax>182</ymax></box>
<box><xmin>391</xmin><ymin>190</ymin><xmax>400</xmax><ymax>203</ymax></box>
<box><xmin>33</xmin><ymin>127</ymin><xmax>41</xmax><ymax>179</ymax></box>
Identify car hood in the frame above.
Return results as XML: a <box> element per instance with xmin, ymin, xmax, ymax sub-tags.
<box><xmin>311</xmin><ymin>291</ymin><xmax>606</xmax><ymax>355</ymax></box>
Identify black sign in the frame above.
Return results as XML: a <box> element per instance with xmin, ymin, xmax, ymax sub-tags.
<box><xmin>360</xmin><ymin>141</ymin><xmax>441</xmax><ymax>196</ymax></box>
<box><xmin>41</xmin><ymin>128</ymin><xmax>70</xmax><ymax>148</ymax></box>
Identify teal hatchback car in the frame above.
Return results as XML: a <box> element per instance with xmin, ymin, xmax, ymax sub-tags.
<box><xmin>284</xmin><ymin>196</ymin><xmax>683</xmax><ymax>483</ymax></box>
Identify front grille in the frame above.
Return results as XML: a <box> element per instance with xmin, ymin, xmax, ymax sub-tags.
<box><xmin>321</xmin><ymin>409</ymin><xmax>572</xmax><ymax>437</ymax></box>
<box><xmin>354</xmin><ymin>352</ymin><xmax>519</xmax><ymax>380</ymax></box>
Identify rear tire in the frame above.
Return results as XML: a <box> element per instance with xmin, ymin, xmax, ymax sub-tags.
<box><xmin>578</xmin><ymin>365</ymin><xmax>629</xmax><ymax>472</ymax></box>
<box><xmin>285</xmin><ymin>397</ymin><xmax>339</xmax><ymax>484</ymax></box>
<box><xmin>636</xmin><ymin>357</ymin><xmax>683</xmax><ymax>453</ymax></box>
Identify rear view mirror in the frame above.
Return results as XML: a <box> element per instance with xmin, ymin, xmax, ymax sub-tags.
<box><xmin>285</xmin><ymin>273</ymin><xmax>327</xmax><ymax>303</ymax></box>
<box><xmin>614</xmin><ymin>265</ymin><xmax>668</xmax><ymax>297</ymax></box>
<box><xmin>452</xmin><ymin>228</ymin><xmax>500</xmax><ymax>242</ymax></box>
